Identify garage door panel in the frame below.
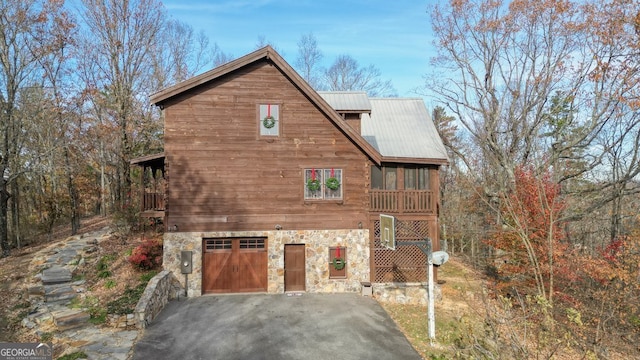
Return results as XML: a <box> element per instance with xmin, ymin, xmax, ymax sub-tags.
<box><xmin>203</xmin><ymin>251</ymin><xmax>234</xmax><ymax>293</ymax></box>
<box><xmin>237</xmin><ymin>251</ymin><xmax>267</xmax><ymax>292</ymax></box>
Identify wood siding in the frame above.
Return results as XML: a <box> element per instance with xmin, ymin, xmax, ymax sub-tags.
<box><xmin>163</xmin><ymin>60</ymin><xmax>371</xmax><ymax>232</ymax></box>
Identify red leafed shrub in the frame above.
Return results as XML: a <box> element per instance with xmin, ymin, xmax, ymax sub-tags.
<box><xmin>128</xmin><ymin>238</ymin><xmax>163</xmax><ymax>270</ymax></box>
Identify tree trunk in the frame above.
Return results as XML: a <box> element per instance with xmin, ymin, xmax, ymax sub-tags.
<box><xmin>10</xmin><ymin>179</ymin><xmax>19</xmax><ymax>249</ymax></box>
<box><xmin>0</xmin><ymin>179</ymin><xmax>10</xmax><ymax>257</ymax></box>
<box><xmin>100</xmin><ymin>142</ymin><xmax>106</xmax><ymax>216</ymax></box>
<box><xmin>610</xmin><ymin>189</ymin><xmax>622</xmax><ymax>241</ymax></box>
<box><xmin>65</xmin><ymin>148</ymin><xmax>80</xmax><ymax>235</ymax></box>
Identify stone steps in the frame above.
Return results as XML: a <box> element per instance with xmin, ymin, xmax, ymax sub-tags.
<box><xmin>35</xmin><ymin>235</ymin><xmax>109</xmax><ymax>332</ymax></box>
<box><xmin>52</xmin><ymin>308</ymin><xmax>91</xmax><ymax>331</ymax></box>
<box><xmin>44</xmin><ymin>283</ymin><xmax>78</xmax><ymax>304</ymax></box>
<box><xmin>41</xmin><ymin>266</ymin><xmax>72</xmax><ymax>285</ymax></box>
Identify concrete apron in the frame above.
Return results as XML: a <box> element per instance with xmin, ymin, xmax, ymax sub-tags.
<box><xmin>132</xmin><ymin>293</ymin><xmax>422</xmax><ymax>360</ymax></box>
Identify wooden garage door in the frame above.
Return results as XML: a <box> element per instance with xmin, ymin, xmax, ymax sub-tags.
<box><xmin>202</xmin><ymin>238</ymin><xmax>268</xmax><ymax>294</ymax></box>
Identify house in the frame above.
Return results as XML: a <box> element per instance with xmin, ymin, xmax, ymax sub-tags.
<box><xmin>132</xmin><ymin>46</ymin><xmax>448</xmax><ymax>299</ymax></box>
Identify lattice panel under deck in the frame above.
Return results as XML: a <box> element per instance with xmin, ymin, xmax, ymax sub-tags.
<box><xmin>372</xmin><ymin>220</ymin><xmax>430</xmax><ymax>283</ymax></box>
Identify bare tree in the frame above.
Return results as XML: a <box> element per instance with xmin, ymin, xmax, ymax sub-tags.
<box><xmin>324</xmin><ymin>54</ymin><xmax>396</xmax><ymax>97</ymax></box>
<box><xmin>78</xmin><ymin>0</ymin><xmax>166</xmax><ymax>213</ymax></box>
<box><xmin>295</xmin><ymin>33</ymin><xmax>323</xmax><ymax>89</ymax></box>
<box><xmin>428</xmin><ymin>0</ymin><xmax>640</xmax><ymax>233</ymax></box>
<box><xmin>255</xmin><ymin>35</ymin><xmax>284</xmax><ymax>55</ymax></box>
<box><xmin>211</xmin><ymin>43</ymin><xmax>234</xmax><ymax>68</ymax></box>
<box><xmin>151</xmin><ymin>19</ymin><xmax>215</xmax><ymax>88</ymax></box>
<box><xmin>0</xmin><ymin>0</ymin><xmax>72</xmax><ymax>255</ymax></box>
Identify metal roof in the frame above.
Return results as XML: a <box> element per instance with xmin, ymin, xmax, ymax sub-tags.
<box><xmin>318</xmin><ymin>91</ymin><xmax>371</xmax><ymax>113</ymax></box>
<box><xmin>361</xmin><ymin>98</ymin><xmax>449</xmax><ymax>163</ymax></box>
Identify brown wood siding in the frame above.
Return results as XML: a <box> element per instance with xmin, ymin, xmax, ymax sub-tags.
<box><xmin>164</xmin><ymin>60</ymin><xmax>370</xmax><ymax>232</ymax></box>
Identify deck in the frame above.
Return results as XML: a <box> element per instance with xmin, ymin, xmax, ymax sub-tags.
<box><xmin>369</xmin><ymin>190</ymin><xmax>434</xmax><ymax>214</ymax></box>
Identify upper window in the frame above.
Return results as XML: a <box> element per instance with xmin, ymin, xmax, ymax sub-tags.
<box><xmin>372</xmin><ymin>166</ymin><xmax>429</xmax><ymax>190</ymax></box>
<box><xmin>371</xmin><ymin>166</ymin><xmax>397</xmax><ymax>190</ymax></box>
<box><xmin>405</xmin><ymin>167</ymin><xmax>429</xmax><ymax>190</ymax></box>
<box><xmin>304</xmin><ymin>168</ymin><xmax>343</xmax><ymax>200</ymax></box>
<box><xmin>259</xmin><ymin>104</ymin><xmax>279</xmax><ymax>136</ymax></box>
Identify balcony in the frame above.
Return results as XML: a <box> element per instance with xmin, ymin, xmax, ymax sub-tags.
<box><xmin>369</xmin><ymin>190</ymin><xmax>434</xmax><ymax>214</ymax></box>
<box><xmin>141</xmin><ymin>191</ymin><xmax>165</xmax><ymax>218</ymax></box>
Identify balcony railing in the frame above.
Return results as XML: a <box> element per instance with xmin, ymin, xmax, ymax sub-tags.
<box><xmin>142</xmin><ymin>192</ymin><xmax>165</xmax><ymax>212</ymax></box>
<box><xmin>369</xmin><ymin>190</ymin><xmax>434</xmax><ymax>214</ymax></box>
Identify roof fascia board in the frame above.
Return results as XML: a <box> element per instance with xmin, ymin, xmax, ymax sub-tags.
<box><xmin>130</xmin><ymin>152</ymin><xmax>165</xmax><ymax>165</ymax></box>
<box><xmin>381</xmin><ymin>156</ymin><xmax>449</xmax><ymax>166</ymax></box>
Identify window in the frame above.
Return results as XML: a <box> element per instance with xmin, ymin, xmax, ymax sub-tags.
<box><xmin>259</xmin><ymin>103</ymin><xmax>279</xmax><ymax>136</ymax></box>
<box><xmin>304</xmin><ymin>168</ymin><xmax>343</xmax><ymax>200</ymax></box>
<box><xmin>404</xmin><ymin>167</ymin><xmax>429</xmax><ymax>190</ymax></box>
<box><xmin>204</xmin><ymin>239</ymin><xmax>232</xmax><ymax>251</ymax></box>
<box><xmin>370</xmin><ymin>166</ymin><xmax>397</xmax><ymax>190</ymax></box>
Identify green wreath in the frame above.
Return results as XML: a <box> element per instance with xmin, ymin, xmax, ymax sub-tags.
<box><xmin>263</xmin><ymin>115</ymin><xmax>276</xmax><ymax>129</ymax></box>
<box><xmin>307</xmin><ymin>178</ymin><xmax>321</xmax><ymax>192</ymax></box>
<box><xmin>325</xmin><ymin>177</ymin><xmax>340</xmax><ymax>190</ymax></box>
<box><xmin>332</xmin><ymin>257</ymin><xmax>345</xmax><ymax>270</ymax></box>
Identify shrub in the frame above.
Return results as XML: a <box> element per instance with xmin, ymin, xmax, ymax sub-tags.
<box><xmin>128</xmin><ymin>238</ymin><xmax>163</xmax><ymax>270</ymax></box>
<box><xmin>105</xmin><ymin>279</ymin><xmax>117</xmax><ymax>289</ymax></box>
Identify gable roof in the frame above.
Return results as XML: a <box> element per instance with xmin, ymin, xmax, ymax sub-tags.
<box><xmin>150</xmin><ymin>46</ymin><xmax>382</xmax><ymax>165</ymax></box>
<box><xmin>362</xmin><ymin>98</ymin><xmax>449</xmax><ymax>164</ymax></box>
<box><xmin>318</xmin><ymin>92</ymin><xmax>449</xmax><ymax>165</ymax></box>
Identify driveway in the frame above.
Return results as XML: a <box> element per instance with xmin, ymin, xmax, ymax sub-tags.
<box><xmin>132</xmin><ymin>293</ymin><xmax>422</xmax><ymax>360</ymax></box>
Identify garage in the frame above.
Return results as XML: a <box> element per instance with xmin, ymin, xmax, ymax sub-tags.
<box><xmin>202</xmin><ymin>238</ymin><xmax>268</xmax><ymax>293</ymax></box>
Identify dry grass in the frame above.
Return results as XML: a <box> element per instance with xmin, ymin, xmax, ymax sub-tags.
<box><xmin>380</xmin><ymin>259</ymin><xmax>486</xmax><ymax>359</ymax></box>
<box><xmin>0</xmin><ymin>217</ymin><xmax>160</xmax><ymax>345</ymax></box>
<box><xmin>380</xmin><ymin>258</ymin><xmax>638</xmax><ymax>359</ymax></box>
<box><xmin>82</xmin><ymin>233</ymin><xmax>160</xmax><ymax>310</ymax></box>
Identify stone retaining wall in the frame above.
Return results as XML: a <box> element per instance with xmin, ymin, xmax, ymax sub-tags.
<box><xmin>108</xmin><ymin>313</ymin><xmax>136</xmax><ymax>328</ymax></box>
<box><xmin>372</xmin><ymin>282</ymin><xmax>442</xmax><ymax>305</ymax></box>
<box><xmin>164</xmin><ymin>229</ymin><xmax>369</xmax><ymax>297</ymax></box>
<box><xmin>134</xmin><ymin>270</ymin><xmax>183</xmax><ymax>329</ymax></box>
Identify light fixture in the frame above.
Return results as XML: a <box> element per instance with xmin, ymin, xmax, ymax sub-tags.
<box><xmin>275</xmin><ymin>224</ymin><xmax>282</xmax><ymax>230</ymax></box>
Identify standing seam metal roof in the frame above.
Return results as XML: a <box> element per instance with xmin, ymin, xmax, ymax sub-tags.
<box><xmin>317</xmin><ymin>91</ymin><xmax>371</xmax><ymax>112</ymax></box>
<box><xmin>362</xmin><ymin>98</ymin><xmax>448</xmax><ymax>161</ymax></box>
<box><xmin>319</xmin><ymin>92</ymin><xmax>448</xmax><ymax>163</ymax></box>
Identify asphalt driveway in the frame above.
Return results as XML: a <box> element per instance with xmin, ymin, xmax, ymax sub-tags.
<box><xmin>132</xmin><ymin>293</ymin><xmax>422</xmax><ymax>360</ymax></box>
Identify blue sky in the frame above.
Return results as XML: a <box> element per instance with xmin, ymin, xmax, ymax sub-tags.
<box><xmin>161</xmin><ymin>0</ymin><xmax>438</xmax><ymax>97</ymax></box>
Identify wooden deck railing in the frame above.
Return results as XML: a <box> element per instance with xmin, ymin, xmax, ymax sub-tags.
<box><xmin>142</xmin><ymin>192</ymin><xmax>165</xmax><ymax>212</ymax></box>
<box><xmin>369</xmin><ymin>190</ymin><xmax>434</xmax><ymax>214</ymax></box>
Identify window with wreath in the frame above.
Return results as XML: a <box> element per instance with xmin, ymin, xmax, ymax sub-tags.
<box><xmin>259</xmin><ymin>103</ymin><xmax>279</xmax><ymax>136</ymax></box>
<box><xmin>304</xmin><ymin>168</ymin><xmax>343</xmax><ymax>200</ymax></box>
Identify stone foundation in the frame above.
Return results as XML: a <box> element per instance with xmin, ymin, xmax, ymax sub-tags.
<box><xmin>163</xmin><ymin>229</ymin><xmax>369</xmax><ymax>297</ymax></box>
<box><xmin>134</xmin><ymin>270</ymin><xmax>183</xmax><ymax>328</ymax></box>
<box><xmin>372</xmin><ymin>282</ymin><xmax>442</xmax><ymax>305</ymax></box>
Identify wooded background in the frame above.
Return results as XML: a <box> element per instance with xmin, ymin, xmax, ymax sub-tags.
<box><xmin>0</xmin><ymin>0</ymin><xmax>402</xmax><ymax>257</ymax></box>
<box><xmin>1</xmin><ymin>0</ymin><xmax>639</xmax><ymax>355</ymax></box>
<box><xmin>427</xmin><ymin>1</ymin><xmax>640</xmax><ymax>356</ymax></box>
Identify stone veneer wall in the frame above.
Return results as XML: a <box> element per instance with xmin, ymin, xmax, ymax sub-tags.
<box><xmin>372</xmin><ymin>282</ymin><xmax>442</xmax><ymax>305</ymax></box>
<box><xmin>134</xmin><ymin>270</ymin><xmax>183</xmax><ymax>329</ymax></box>
<box><xmin>163</xmin><ymin>229</ymin><xmax>369</xmax><ymax>297</ymax></box>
